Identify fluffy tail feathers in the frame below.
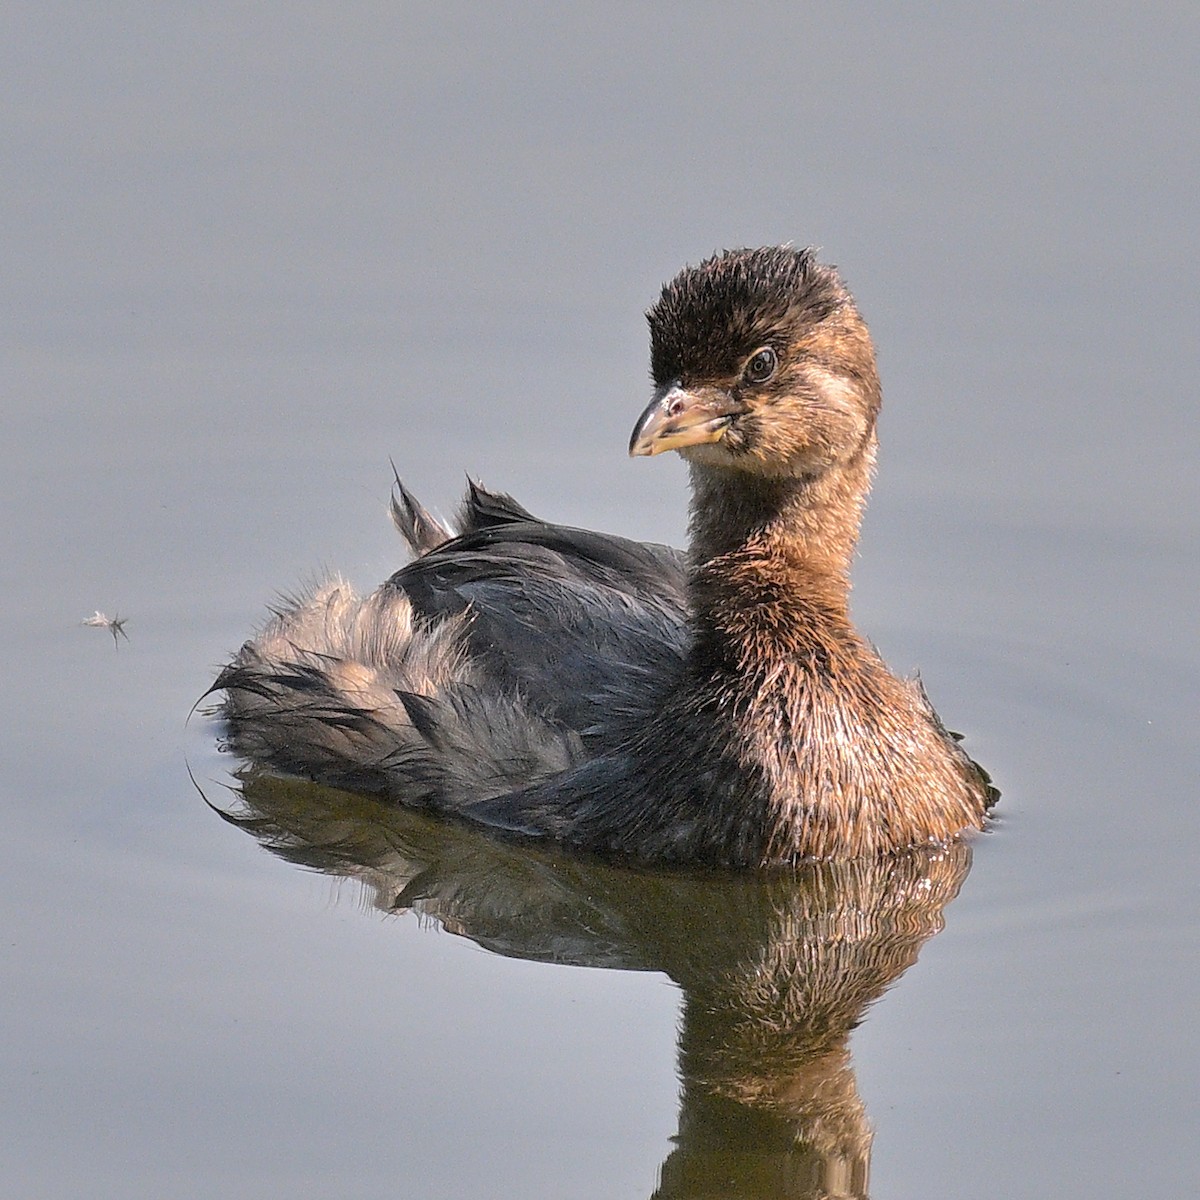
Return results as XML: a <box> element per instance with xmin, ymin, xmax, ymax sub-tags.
<box><xmin>217</xmin><ymin>486</ymin><xmax>585</xmax><ymax>811</ymax></box>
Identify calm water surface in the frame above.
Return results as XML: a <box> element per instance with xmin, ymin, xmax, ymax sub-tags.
<box><xmin>4</xmin><ymin>6</ymin><xmax>1197</xmax><ymax>1197</ymax></box>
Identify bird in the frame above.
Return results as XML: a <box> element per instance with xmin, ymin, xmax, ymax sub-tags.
<box><xmin>215</xmin><ymin>246</ymin><xmax>996</xmax><ymax>865</ymax></box>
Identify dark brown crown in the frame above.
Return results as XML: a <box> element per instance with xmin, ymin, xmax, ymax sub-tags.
<box><xmin>647</xmin><ymin>246</ymin><xmax>849</xmax><ymax>386</ymax></box>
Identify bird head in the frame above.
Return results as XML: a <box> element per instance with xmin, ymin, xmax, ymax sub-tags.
<box><xmin>630</xmin><ymin>247</ymin><xmax>881</xmax><ymax>480</ymax></box>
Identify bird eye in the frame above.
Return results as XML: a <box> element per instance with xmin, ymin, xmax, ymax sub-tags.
<box><xmin>744</xmin><ymin>347</ymin><xmax>778</xmax><ymax>384</ymax></box>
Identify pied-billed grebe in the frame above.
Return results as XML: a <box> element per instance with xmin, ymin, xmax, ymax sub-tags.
<box><xmin>217</xmin><ymin>246</ymin><xmax>996</xmax><ymax>864</ymax></box>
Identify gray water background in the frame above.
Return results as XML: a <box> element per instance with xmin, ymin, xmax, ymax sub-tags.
<box><xmin>3</xmin><ymin>4</ymin><xmax>1197</xmax><ymax>1196</ymax></box>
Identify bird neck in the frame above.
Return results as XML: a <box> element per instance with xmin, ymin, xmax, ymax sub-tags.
<box><xmin>685</xmin><ymin>443</ymin><xmax>875</xmax><ymax>635</ymax></box>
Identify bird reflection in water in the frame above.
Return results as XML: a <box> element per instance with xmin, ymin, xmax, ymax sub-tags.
<box><xmin>216</xmin><ymin>772</ymin><xmax>974</xmax><ymax>1199</ymax></box>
